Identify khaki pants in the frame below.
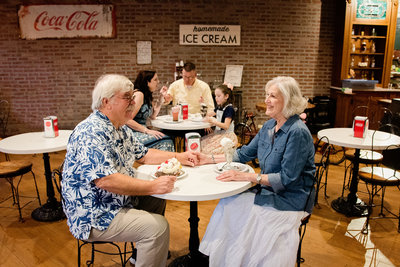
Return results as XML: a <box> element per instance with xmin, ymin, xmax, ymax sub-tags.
<box><xmin>87</xmin><ymin>196</ymin><xmax>169</xmax><ymax>267</ymax></box>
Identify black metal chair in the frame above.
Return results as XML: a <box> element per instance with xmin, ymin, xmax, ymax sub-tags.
<box><xmin>0</xmin><ymin>159</ymin><xmax>41</xmax><ymax>221</ymax></box>
<box><xmin>296</xmin><ymin>137</ymin><xmax>322</xmax><ymax>266</ymax></box>
<box><xmin>341</xmin><ymin>106</ymin><xmax>384</xmax><ymax>196</ymax></box>
<box><xmin>77</xmin><ymin>240</ymin><xmax>135</xmax><ymax>267</ymax></box>
<box><xmin>51</xmin><ymin>164</ymin><xmax>137</xmax><ymax>266</ymax></box>
<box><xmin>313</xmin><ymin>136</ymin><xmax>331</xmax><ymax>207</ymax></box>
<box><xmin>358</xmin><ymin>124</ymin><xmax>400</xmax><ymax>234</ymax></box>
<box><xmin>307</xmin><ymin>96</ymin><xmax>335</xmax><ymax>134</ymax></box>
<box><xmin>0</xmin><ymin>99</ymin><xmax>10</xmax><ymax>138</ymax></box>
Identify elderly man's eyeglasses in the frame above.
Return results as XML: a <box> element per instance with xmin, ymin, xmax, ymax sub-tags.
<box><xmin>120</xmin><ymin>94</ymin><xmax>136</xmax><ymax>102</ymax></box>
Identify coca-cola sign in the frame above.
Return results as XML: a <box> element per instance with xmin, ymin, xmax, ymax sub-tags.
<box><xmin>18</xmin><ymin>5</ymin><xmax>116</xmax><ymax>39</ymax></box>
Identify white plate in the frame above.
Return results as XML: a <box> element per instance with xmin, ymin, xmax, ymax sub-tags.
<box><xmin>151</xmin><ymin>169</ymin><xmax>187</xmax><ymax>179</ymax></box>
<box><xmin>163</xmin><ymin>117</ymin><xmax>183</xmax><ymax>123</ymax></box>
<box><xmin>190</xmin><ymin>117</ymin><xmax>204</xmax><ymax>122</ymax></box>
<box><xmin>214</xmin><ymin>162</ymin><xmax>249</xmax><ymax>173</ymax></box>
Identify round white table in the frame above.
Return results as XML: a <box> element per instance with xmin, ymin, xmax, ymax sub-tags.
<box><xmin>151</xmin><ymin>115</ymin><xmax>211</xmax><ymax>152</ymax></box>
<box><xmin>0</xmin><ymin>130</ymin><xmax>73</xmax><ymax>221</ymax></box>
<box><xmin>151</xmin><ymin>115</ymin><xmax>211</xmax><ymax>131</ymax></box>
<box><xmin>318</xmin><ymin>128</ymin><xmax>400</xmax><ymax>217</ymax></box>
<box><xmin>136</xmin><ymin>163</ymin><xmax>253</xmax><ymax>266</ymax></box>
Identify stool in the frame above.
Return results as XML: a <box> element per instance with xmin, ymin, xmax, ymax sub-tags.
<box><xmin>77</xmin><ymin>240</ymin><xmax>136</xmax><ymax>267</ymax></box>
<box><xmin>0</xmin><ymin>160</ymin><xmax>41</xmax><ymax>221</ymax></box>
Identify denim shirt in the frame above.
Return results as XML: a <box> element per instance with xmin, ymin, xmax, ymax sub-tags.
<box><xmin>233</xmin><ymin>115</ymin><xmax>316</xmax><ymax>213</ymax></box>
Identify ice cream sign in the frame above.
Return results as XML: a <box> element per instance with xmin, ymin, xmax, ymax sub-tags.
<box><xmin>18</xmin><ymin>5</ymin><xmax>116</xmax><ymax>39</ymax></box>
<box><xmin>179</xmin><ymin>25</ymin><xmax>241</xmax><ymax>46</ymax></box>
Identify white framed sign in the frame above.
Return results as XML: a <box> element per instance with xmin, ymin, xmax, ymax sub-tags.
<box><xmin>137</xmin><ymin>41</ymin><xmax>152</xmax><ymax>65</ymax></box>
<box><xmin>179</xmin><ymin>25</ymin><xmax>240</xmax><ymax>46</ymax></box>
<box><xmin>18</xmin><ymin>5</ymin><xmax>116</xmax><ymax>40</ymax></box>
<box><xmin>224</xmin><ymin>65</ymin><xmax>243</xmax><ymax>87</ymax></box>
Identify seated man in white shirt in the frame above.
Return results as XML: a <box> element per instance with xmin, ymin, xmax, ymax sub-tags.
<box><xmin>162</xmin><ymin>61</ymin><xmax>215</xmax><ymax>115</ymax></box>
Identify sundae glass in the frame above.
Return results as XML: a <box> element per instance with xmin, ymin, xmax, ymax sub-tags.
<box><xmin>220</xmin><ymin>137</ymin><xmax>236</xmax><ymax>170</ymax></box>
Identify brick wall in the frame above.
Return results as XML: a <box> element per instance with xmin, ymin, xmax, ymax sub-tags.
<box><xmin>0</xmin><ymin>0</ymin><xmax>337</xmax><ymax>135</ymax></box>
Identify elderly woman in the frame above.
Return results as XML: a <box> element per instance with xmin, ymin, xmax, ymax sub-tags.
<box><xmin>198</xmin><ymin>76</ymin><xmax>316</xmax><ymax>266</ymax></box>
<box><xmin>126</xmin><ymin>70</ymin><xmax>174</xmax><ymax>151</ymax></box>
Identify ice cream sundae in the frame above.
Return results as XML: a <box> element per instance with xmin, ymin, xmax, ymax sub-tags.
<box><xmin>220</xmin><ymin>137</ymin><xmax>236</xmax><ymax>169</ymax></box>
<box><xmin>154</xmin><ymin>158</ymin><xmax>184</xmax><ymax>177</ymax></box>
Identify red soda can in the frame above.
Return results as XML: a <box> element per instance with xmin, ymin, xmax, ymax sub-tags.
<box><xmin>181</xmin><ymin>103</ymin><xmax>189</xmax><ymax>120</ymax></box>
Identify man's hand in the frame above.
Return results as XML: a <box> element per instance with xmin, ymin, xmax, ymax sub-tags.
<box><xmin>152</xmin><ymin>175</ymin><xmax>176</xmax><ymax>194</ymax></box>
<box><xmin>177</xmin><ymin>151</ymin><xmax>200</xmax><ymax>166</ymax></box>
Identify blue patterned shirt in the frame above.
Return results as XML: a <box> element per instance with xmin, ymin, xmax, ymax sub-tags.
<box><xmin>233</xmin><ymin>115</ymin><xmax>316</xmax><ymax>213</ymax></box>
<box><xmin>61</xmin><ymin>110</ymin><xmax>148</xmax><ymax>240</ymax></box>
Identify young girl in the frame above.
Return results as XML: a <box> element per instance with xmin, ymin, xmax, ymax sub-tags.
<box><xmin>201</xmin><ymin>84</ymin><xmax>238</xmax><ymax>154</ymax></box>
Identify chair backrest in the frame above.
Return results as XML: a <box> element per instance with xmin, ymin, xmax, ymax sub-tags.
<box><xmin>374</xmin><ymin>124</ymin><xmax>400</xmax><ymax>170</ymax></box>
<box><xmin>307</xmin><ymin>96</ymin><xmax>335</xmax><ymax>134</ymax></box>
<box><xmin>0</xmin><ymin>100</ymin><xmax>10</xmax><ymax>138</ymax></box>
<box><xmin>305</xmin><ymin>136</ymin><xmax>331</xmax><ymax>211</ymax></box>
<box><xmin>352</xmin><ymin>105</ymin><xmax>369</xmax><ymax>118</ymax></box>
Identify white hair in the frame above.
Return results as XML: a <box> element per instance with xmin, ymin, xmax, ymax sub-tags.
<box><xmin>265</xmin><ymin>76</ymin><xmax>308</xmax><ymax>118</ymax></box>
<box><xmin>91</xmin><ymin>74</ymin><xmax>134</xmax><ymax>111</ymax></box>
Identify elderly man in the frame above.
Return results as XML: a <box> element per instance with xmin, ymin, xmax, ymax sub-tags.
<box><xmin>61</xmin><ymin>74</ymin><xmax>199</xmax><ymax>267</ymax></box>
<box><xmin>162</xmin><ymin>61</ymin><xmax>214</xmax><ymax>114</ymax></box>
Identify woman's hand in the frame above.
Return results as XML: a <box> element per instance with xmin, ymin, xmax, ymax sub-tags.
<box><xmin>152</xmin><ymin>175</ymin><xmax>176</xmax><ymax>194</ymax></box>
<box><xmin>146</xmin><ymin>129</ymin><xmax>165</xmax><ymax>139</ymax></box>
<box><xmin>216</xmin><ymin>170</ymin><xmax>248</xmax><ymax>182</ymax></box>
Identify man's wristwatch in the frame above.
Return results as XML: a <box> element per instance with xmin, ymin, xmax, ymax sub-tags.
<box><xmin>256</xmin><ymin>173</ymin><xmax>262</xmax><ymax>184</ymax></box>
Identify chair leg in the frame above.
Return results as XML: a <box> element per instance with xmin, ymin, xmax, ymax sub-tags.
<box><xmin>77</xmin><ymin>240</ymin><xmax>82</xmax><ymax>267</ymax></box>
<box><xmin>341</xmin><ymin>161</ymin><xmax>352</xmax><ymax>197</ymax></box>
<box><xmin>6</xmin><ymin>176</ymin><xmax>24</xmax><ymax>222</ymax></box>
<box><xmin>323</xmin><ymin>166</ymin><xmax>329</xmax><ymax>199</ymax></box>
<box><xmin>31</xmin><ymin>171</ymin><xmax>42</xmax><ymax>206</ymax></box>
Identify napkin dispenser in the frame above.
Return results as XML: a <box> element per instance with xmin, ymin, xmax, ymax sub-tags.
<box><xmin>185</xmin><ymin>132</ymin><xmax>201</xmax><ymax>152</ymax></box>
<box><xmin>352</xmin><ymin>116</ymin><xmax>368</xmax><ymax>138</ymax></box>
<box><xmin>44</xmin><ymin>116</ymin><xmax>59</xmax><ymax>138</ymax></box>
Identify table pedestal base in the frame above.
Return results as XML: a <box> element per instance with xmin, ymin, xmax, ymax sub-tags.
<box><xmin>168</xmin><ymin>252</ymin><xmax>209</xmax><ymax>267</ymax></box>
<box><xmin>31</xmin><ymin>200</ymin><xmax>65</xmax><ymax>222</ymax></box>
<box><xmin>331</xmin><ymin>196</ymin><xmax>368</xmax><ymax>217</ymax></box>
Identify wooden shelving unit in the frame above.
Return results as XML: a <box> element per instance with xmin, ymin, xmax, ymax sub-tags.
<box><xmin>332</xmin><ymin>0</ymin><xmax>398</xmax><ymax>88</ymax></box>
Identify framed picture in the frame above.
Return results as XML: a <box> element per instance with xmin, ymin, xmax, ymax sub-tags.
<box><xmin>137</xmin><ymin>41</ymin><xmax>152</xmax><ymax>65</ymax></box>
<box><xmin>224</xmin><ymin>65</ymin><xmax>243</xmax><ymax>87</ymax></box>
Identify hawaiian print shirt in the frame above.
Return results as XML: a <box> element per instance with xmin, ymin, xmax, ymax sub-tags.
<box><xmin>61</xmin><ymin>110</ymin><xmax>148</xmax><ymax>240</ymax></box>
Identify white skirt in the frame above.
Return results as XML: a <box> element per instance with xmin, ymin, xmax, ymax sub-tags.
<box><xmin>199</xmin><ymin>191</ymin><xmax>307</xmax><ymax>267</ymax></box>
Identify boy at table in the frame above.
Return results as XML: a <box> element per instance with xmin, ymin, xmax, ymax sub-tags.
<box><xmin>61</xmin><ymin>74</ymin><xmax>200</xmax><ymax>267</ymax></box>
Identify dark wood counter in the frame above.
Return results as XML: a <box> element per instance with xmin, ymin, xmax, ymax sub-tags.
<box><xmin>330</xmin><ymin>86</ymin><xmax>400</xmax><ymax>129</ymax></box>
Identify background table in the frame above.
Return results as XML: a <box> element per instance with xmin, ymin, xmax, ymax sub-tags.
<box><xmin>136</xmin><ymin>163</ymin><xmax>253</xmax><ymax>266</ymax></box>
<box><xmin>151</xmin><ymin>115</ymin><xmax>211</xmax><ymax>151</ymax></box>
<box><xmin>151</xmin><ymin>115</ymin><xmax>211</xmax><ymax>131</ymax></box>
<box><xmin>318</xmin><ymin>128</ymin><xmax>400</xmax><ymax>217</ymax></box>
<box><xmin>0</xmin><ymin>130</ymin><xmax>72</xmax><ymax>221</ymax></box>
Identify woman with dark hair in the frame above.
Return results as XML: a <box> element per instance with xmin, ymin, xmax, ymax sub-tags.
<box><xmin>126</xmin><ymin>70</ymin><xmax>174</xmax><ymax>151</ymax></box>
